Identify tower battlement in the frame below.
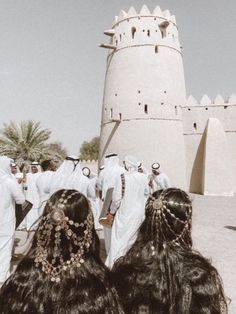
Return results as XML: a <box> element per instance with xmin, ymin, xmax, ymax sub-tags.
<box><xmin>112</xmin><ymin>5</ymin><xmax>176</xmax><ymax>26</ymax></box>
<box><xmin>101</xmin><ymin>5</ymin><xmax>181</xmax><ymax>55</ymax></box>
<box><xmin>182</xmin><ymin>93</ymin><xmax>236</xmax><ymax>136</ymax></box>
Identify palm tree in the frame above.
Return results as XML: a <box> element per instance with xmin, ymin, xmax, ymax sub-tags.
<box><xmin>0</xmin><ymin>120</ymin><xmax>52</xmax><ymax>162</ymax></box>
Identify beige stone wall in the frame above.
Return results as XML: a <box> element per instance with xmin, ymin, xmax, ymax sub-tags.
<box><xmin>182</xmin><ymin>101</ymin><xmax>236</xmax><ymax>193</ymax></box>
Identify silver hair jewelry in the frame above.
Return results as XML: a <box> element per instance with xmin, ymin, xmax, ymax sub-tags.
<box><xmin>147</xmin><ymin>192</ymin><xmax>192</xmax><ymax>246</ymax></box>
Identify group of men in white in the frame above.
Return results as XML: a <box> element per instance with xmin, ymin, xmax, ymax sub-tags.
<box><xmin>0</xmin><ymin>153</ymin><xmax>171</xmax><ymax>284</ymax></box>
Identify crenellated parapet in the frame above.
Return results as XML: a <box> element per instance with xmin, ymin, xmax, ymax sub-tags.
<box><xmin>182</xmin><ymin>94</ymin><xmax>236</xmax><ymax>135</ymax></box>
<box><xmin>185</xmin><ymin>93</ymin><xmax>236</xmax><ymax>106</ymax></box>
<box><xmin>100</xmin><ymin>5</ymin><xmax>181</xmax><ymax>56</ymax></box>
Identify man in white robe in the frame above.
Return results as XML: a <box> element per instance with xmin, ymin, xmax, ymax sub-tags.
<box><xmin>0</xmin><ymin>156</ymin><xmax>25</xmax><ymax>283</ymax></box>
<box><xmin>24</xmin><ymin>161</ymin><xmax>41</xmax><ymax>230</ymax></box>
<box><xmin>148</xmin><ymin>162</ymin><xmax>171</xmax><ymax>193</ymax></box>
<box><xmin>50</xmin><ymin>156</ymin><xmax>95</xmax><ymax>199</ymax></box>
<box><xmin>36</xmin><ymin>160</ymin><xmax>56</xmax><ymax>218</ymax></box>
<box><xmin>82</xmin><ymin>167</ymin><xmax>102</xmax><ymax>230</ymax></box>
<box><xmin>99</xmin><ymin>153</ymin><xmax>125</xmax><ymax>254</ymax></box>
<box><xmin>106</xmin><ymin>155</ymin><xmax>149</xmax><ymax>268</ymax></box>
<box><xmin>96</xmin><ymin>165</ymin><xmax>105</xmax><ymax>200</ymax></box>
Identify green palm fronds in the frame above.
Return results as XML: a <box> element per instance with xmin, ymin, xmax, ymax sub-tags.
<box><xmin>0</xmin><ymin>120</ymin><xmax>51</xmax><ymax>162</ymax></box>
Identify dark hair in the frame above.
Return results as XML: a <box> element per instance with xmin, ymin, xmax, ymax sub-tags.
<box><xmin>40</xmin><ymin>159</ymin><xmax>52</xmax><ymax>171</ymax></box>
<box><xmin>0</xmin><ymin>189</ymin><xmax>124</xmax><ymax>314</ymax></box>
<box><xmin>112</xmin><ymin>188</ymin><xmax>227</xmax><ymax>314</ymax></box>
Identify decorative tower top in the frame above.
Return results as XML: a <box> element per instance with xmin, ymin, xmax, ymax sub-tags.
<box><xmin>100</xmin><ymin>5</ymin><xmax>181</xmax><ymax>55</ymax></box>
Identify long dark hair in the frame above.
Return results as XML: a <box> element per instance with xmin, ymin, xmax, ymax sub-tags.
<box><xmin>0</xmin><ymin>189</ymin><xmax>124</xmax><ymax>314</ymax></box>
<box><xmin>112</xmin><ymin>188</ymin><xmax>227</xmax><ymax>314</ymax></box>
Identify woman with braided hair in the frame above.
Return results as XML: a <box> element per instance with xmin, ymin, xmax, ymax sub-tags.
<box><xmin>0</xmin><ymin>189</ymin><xmax>124</xmax><ymax>314</ymax></box>
<box><xmin>112</xmin><ymin>188</ymin><xmax>228</xmax><ymax>314</ymax></box>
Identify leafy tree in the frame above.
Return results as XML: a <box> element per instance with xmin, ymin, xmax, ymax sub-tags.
<box><xmin>0</xmin><ymin>120</ymin><xmax>66</xmax><ymax>163</ymax></box>
<box><xmin>79</xmin><ymin>136</ymin><xmax>99</xmax><ymax>160</ymax></box>
<box><xmin>46</xmin><ymin>141</ymin><xmax>67</xmax><ymax>161</ymax></box>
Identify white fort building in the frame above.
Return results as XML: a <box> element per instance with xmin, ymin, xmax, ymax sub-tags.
<box><xmin>99</xmin><ymin>5</ymin><xmax>236</xmax><ymax>196</ymax></box>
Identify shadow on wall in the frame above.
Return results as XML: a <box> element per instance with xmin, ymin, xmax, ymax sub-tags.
<box><xmin>99</xmin><ymin>121</ymin><xmax>120</xmax><ymax>161</ymax></box>
<box><xmin>189</xmin><ymin>131</ymin><xmax>207</xmax><ymax>194</ymax></box>
<box><xmin>224</xmin><ymin>226</ymin><xmax>236</xmax><ymax>231</ymax></box>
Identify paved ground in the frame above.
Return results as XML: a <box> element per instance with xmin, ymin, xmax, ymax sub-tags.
<box><xmin>11</xmin><ymin>195</ymin><xmax>236</xmax><ymax>313</ymax></box>
<box><xmin>191</xmin><ymin>194</ymin><xmax>236</xmax><ymax>314</ymax></box>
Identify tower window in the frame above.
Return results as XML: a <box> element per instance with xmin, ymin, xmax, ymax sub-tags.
<box><xmin>205</xmin><ymin>107</ymin><xmax>208</xmax><ymax>110</ymax></box>
<box><xmin>224</xmin><ymin>105</ymin><xmax>228</xmax><ymax>109</ymax></box>
<box><xmin>159</xmin><ymin>21</ymin><xmax>169</xmax><ymax>38</ymax></box>
<box><xmin>119</xmin><ymin>34</ymin><xmax>122</xmax><ymax>41</ymax></box>
<box><xmin>193</xmin><ymin>123</ymin><xmax>197</xmax><ymax>130</ymax></box>
<box><xmin>110</xmin><ymin>108</ymin><xmax>113</xmax><ymax>119</ymax></box>
<box><xmin>138</xmin><ymin>90</ymin><xmax>141</xmax><ymax>94</ymax></box>
<box><xmin>155</xmin><ymin>45</ymin><xmax>158</xmax><ymax>53</ymax></box>
<box><xmin>144</xmin><ymin>105</ymin><xmax>148</xmax><ymax>114</ymax></box>
<box><xmin>147</xmin><ymin>30</ymin><xmax>150</xmax><ymax>37</ymax></box>
<box><xmin>131</xmin><ymin>27</ymin><xmax>136</xmax><ymax>39</ymax></box>
<box><xmin>119</xmin><ymin>113</ymin><xmax>122</xmax><ymax>120</ymax></box>
<box><xmin>175</xmin><ymin>106</ymin><xmax>178</xmax><ymax>115</ymax></box>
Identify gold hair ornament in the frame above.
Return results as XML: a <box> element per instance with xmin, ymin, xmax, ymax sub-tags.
<box><xmin>34</xmin><ymin>191</ymin><xmax>94</xmax><ymax>282</ymax></box>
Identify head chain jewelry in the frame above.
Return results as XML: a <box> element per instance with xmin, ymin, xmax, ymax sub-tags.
<box><xmin>34</xmin><ymin>190</ymin><xmax>94</xmax><ymax>282</ymax></box>
<box><xmin>147</xmin><ymin>193</ymin><xmax>192</xmax><ymax>246</ymax></box>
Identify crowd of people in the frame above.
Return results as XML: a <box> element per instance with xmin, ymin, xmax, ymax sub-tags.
<box><xmin>0</xmin><ymin>153</ymin><xmax>228</xmax><ymax>313</ymax></box>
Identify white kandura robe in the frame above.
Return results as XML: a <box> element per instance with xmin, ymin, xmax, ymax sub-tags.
<box><xmin>25</xmin><ymin>172</ymin><xmax>41</xmax><ymax>230</ymax></box>
<box><xmin>106</xmin><ymin>170</ymin><xmax>149</xmax><ymax>268</ymax></box>
<box><xmin>36</xmin><ymin>170</ymin><xmax>55</xmax><ymax>217</ymax></box>
<box><xmin>149</xmin><ymin>172</ymin><xmax>171</xmax><ymax>193</ymax></box>
<box><xmin>88</xmin><ymin>175</ymin><xmax>102</xmax><ymax>230</ymax></box>
<box><xmin>100</xmin><ymin>156</ymin><xmax>125</xmax><ymax>254</ymax></box>
<box><xmin>0</xmin><ymin>157</ymin><xmax>25</xmax><ymax>283</ymax></box>
<box><xmin>49</xmin><ymin>159</ymin><xmax>94</xmax><ymax>199</ymax></box>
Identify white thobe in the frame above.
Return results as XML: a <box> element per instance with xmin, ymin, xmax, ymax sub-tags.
<box><xmin>25</xmin><ymin>172</ymin><xmax>41</xmax><ymax>230</ymax></box>
<box><xmin>36</xmin><ymin>170</ymin><xmax>55</xmax><ymax>217</ymax></box>
<box><xmin>101</xmin><ymin>162</ymin><xmax>125</xmax><ymax>254</ymax></box>
<box><xmin>149</xmin><ymin>172</ymin><xmax>171</xmax><ymax>193</ymax></box>
<box><xmin>88</xmin><ymin>176</ymin><xmax>102</xmax><ymax>230</ymax></box>
<box><xmin>0</xmin><ymin>176</ymin><xmax>25</xmax><ymax>283</ymax></box>
<box><xmin>106</xmin><ymin>171</ymin><xmax>149</xmax><ymax>268</ymax></box>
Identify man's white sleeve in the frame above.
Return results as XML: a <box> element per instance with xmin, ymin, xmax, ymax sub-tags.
<box><xmin>8</xmin><ymin>179</ymin><xmax>25</xmax><ymax>204</ymax></box>
<box><xmin>109</xmin><ymin>176</ymin><xmax>122</xmax><ymax>215</ymax></box>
